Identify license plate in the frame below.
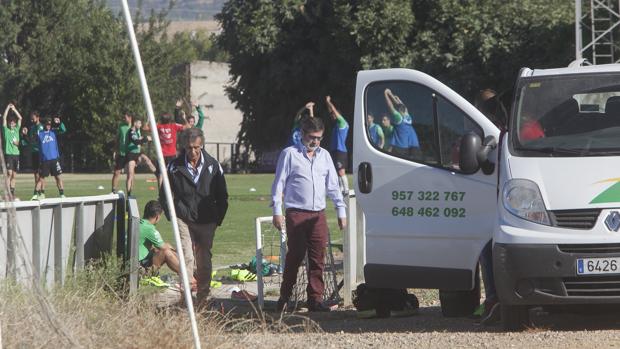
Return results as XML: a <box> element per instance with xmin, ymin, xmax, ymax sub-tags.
<box><xmin>577</xmin><ymin>258</ymin><xmax>620</xmax><ymax>275</ymax></box>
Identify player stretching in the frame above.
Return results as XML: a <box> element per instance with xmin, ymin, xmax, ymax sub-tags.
<box><xmin>36</xmin><ymin>118</ymin><xmax>66</xmax><ymax>199</ymax></box>
<box><xmin>26</xmin><ymin>111</ymin><xmax>45</xmax><ymax>200</ymax></box>
<box><xmin>111</xmin><ymin>112</ymin><xmax>132</xmax><ymax>194</ymax></box>
<box><xmin>126</xmin><ymin>117</ymin><xmax>157</xmax><ymax>197</ymax></box>
<box><xmin>176</xmin><ymin>99</ymin><xmax>206</xmax><ymax>129</ymax></box>
<box><xmin>2</xmin><ymin>103</ymin><xmax>23</xmax><ymax>200</ymax></box>
<box><xmin>325</xmin><ymin>96</ymin><xmax>350</xmax><ymax>196</ymax></box>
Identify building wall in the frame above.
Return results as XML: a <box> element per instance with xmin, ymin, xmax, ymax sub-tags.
<box><xmin>190</xmin><ymin>61</ymin><xmax>243</xmax><ymax>170</ymax></box>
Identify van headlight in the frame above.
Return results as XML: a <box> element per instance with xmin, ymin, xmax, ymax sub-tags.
<box><xmin>502</xmin><ymin>179</ymin><xmax>550</xmax><ymax>225</ymax></box>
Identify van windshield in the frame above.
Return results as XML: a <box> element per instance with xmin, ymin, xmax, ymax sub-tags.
<box><xmin>511</xmin><ymin>73</ymin><xmax>620</xmax><ymax>157</ymax></box>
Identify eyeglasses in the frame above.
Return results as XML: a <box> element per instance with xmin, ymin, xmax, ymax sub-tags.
<box><xmin>303</xmin><ymin>134</ymin><xmax>323</xmax><ymax>141</ymax></box>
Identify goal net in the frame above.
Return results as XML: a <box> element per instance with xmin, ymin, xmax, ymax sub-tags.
<box><xmin>254</xmin><ymin>216</ymin><xmax>341</xmax><ymax>309</ymax></box>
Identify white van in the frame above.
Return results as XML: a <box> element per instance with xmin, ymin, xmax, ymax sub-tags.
<box><xmin>353</xmin><ymin>65</ymin><xmax>620</xmax><ymax>330</ymax></box>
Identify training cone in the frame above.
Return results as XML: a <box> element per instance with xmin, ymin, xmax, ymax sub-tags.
<box><xmin>148</xmin><ymin>186</ymin><xmax>156</xmax><ymax>191</ymax></box>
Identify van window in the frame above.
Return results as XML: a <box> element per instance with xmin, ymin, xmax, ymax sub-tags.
<box><xmin>513</xmin><ymin>74</ymin><xmax>620</xmax><ymax>157</ymax></box>
<box><xmin>365</xmin><ymin>81</ymin><xmax>482</xmax><ymax>171</ymax></box>
<box><xmin>437</xmin><ymin>97</ymin><xmax>483</xmax><ymax>171</ymax></box>
<box><xmin>365</xmin><ymin>81</ymin><xmax>437</xmax><ymax>164</ymax></box>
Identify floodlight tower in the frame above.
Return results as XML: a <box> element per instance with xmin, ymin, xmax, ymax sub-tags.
<box><xmin>576</xmin><ymin>0</ymin><xmax>620</xmax><ymax>64</ymax></box>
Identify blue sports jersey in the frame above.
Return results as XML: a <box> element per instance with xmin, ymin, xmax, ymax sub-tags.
<box><xmin>288</xmin><ymin>127</ymin><xmax>302</xmax><ymax>147</ymax></box>
<box><xmin>38</xmin><ymin>129</ymin><xmax>60</xmax><ymax>161</ymax></box>
<box><xmin>391</xmin><ymin>110</ymin><xmax>419</xmax><ymax>148</ymax></box>
<box><xmin>330</xmin><ymin>115</ymin><xmax>349</xmax><ymax>152</ymax></box>
<box><xmin>369</xmin><ymin>123</ymin><xmax>381</xmax><ymax>146</ymax></box>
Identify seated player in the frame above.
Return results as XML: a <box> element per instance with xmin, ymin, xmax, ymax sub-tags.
<box><xmin>139</xmin><ymin>200</ymin><xmax>197</xmax><ymax>289</ymax></box>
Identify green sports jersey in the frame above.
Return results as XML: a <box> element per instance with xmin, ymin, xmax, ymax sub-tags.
<box><xmin>195</xmin><ymin>106</ymin><xmax>205</xmax><ymax>129</ymax></box>
<box><xmin>382</xmin><ymin>124</ymin><xmax>394</xmax><ymax>150</ymax></box>
<box><xmin>3</xmin><ymin>124</ymin><xmax>21</xmax><ymax>155</ymax></box>
<box><xmin>28</xmin><ymin>123</ymin><xmax>45</xmax><ymax>153</ymax></box>
<box><xmin>126</xmin><ymin>128</ymin><xmax>142</xmax><ymax>154</ymax></box>
<box><xmin>117</xmin><ymin>124</ymin><xmax>130</xmax><ymax>156</ymax></box>
<box><xmin>139</xmin><ymin>219</ymin><xmax>164</xmax><ymax>261</ymax></box>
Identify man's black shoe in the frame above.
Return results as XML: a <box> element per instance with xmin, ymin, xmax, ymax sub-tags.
<box><xmin>308</xmin><ymin>301</ymin><xmax>335</xmax><ymax>312</ymax></box>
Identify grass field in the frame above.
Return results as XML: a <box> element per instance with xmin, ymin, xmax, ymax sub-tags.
<box><xmin>11</xmin><ymin>172</ymin><xmax>346</xmax><ymax>267</ymax></box>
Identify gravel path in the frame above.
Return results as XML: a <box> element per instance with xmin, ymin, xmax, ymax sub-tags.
<box><xmin>210</xmin><ymin>289</ymin><xmax>620</xmax><ymax>348</ymax></box>
<box><xmin>232</xmin><ymin>305</ymin><xmax>620</xmax><ymax>348</ymax></box>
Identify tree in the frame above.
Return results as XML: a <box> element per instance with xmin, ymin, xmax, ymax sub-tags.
<box><xmin>0</xmin><ymin>0</ymin><xmax>198</xmax><ymax>170</ymax></box>
<box><xmin>218</xmin><ymin>0</ymin><xmax>574</xmax><ymax>153</ymax></box>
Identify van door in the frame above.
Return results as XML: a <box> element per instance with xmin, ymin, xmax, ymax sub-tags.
<box><xmin>353</xmin><ymin>69</ymin><xmax>501</xmax><ymax>290</ymax></box>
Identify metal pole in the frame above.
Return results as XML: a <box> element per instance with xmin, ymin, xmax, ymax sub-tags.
<box><xmin>119</xmin><ymin>2</ymin><xmax>202</xmax><ymax>348</ymax></box>
<box><xmin>255</xmin><ymin>217</ymin><xmax>264</xmax><ymax>308</ymax></box>
<box><xmin>576</xmin><ymin>0</ymin><xmax>583</xmax><ymax>60</ymax></box>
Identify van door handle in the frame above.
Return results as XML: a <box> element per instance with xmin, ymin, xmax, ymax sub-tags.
<box><xmin>358</xmin><ymin>162</ymin><xmax>372</xmax><ymax>193</ymax></box>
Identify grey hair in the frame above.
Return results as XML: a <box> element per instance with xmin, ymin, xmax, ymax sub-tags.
<box><xmin>179</xmin><ymin>127</ymin><xmax>205</xmax><ymax>148</ymax></box>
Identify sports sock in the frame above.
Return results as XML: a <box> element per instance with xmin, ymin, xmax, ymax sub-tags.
<box><xmin>10</xmin><ymin>187</ymin><xmax>15</xmax><ymax>195</ymax></box>
<box><xmin>59</xmin><ymin>189</ymin><xmax>64</xmax><ymax>195</ymax></box>
<box><xmin>33</xmin><ymin>189</ymin><xmax>37</xmax><ymax>195</ymax></box>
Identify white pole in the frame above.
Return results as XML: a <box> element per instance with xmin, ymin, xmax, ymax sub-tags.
<box><xmin>255</xmin><ymin>217</ymin><xmax>264</xmax><ymax>308</ymax></box>
<box><xmin>119</xmin><ymin>2</ymin><xmax>202</xmax><ymax>348</ymax></box>
<box><xmin>576</xmin><ymin>0</ymin><xmax>583</xmax><ymax>60</ymax></box>
<box><xmin>343</xmin><ymin>191</ymin><xmax>356</xmax><ymax>306</ymax></box>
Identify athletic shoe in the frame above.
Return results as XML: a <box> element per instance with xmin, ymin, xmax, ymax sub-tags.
<box><xmin>140</xmin><ymin>276</ymin><xmax>169</xmax><ymax>288</ymax></box>
<box><xmin>230</xmin><ymin>269</ymin><xmax>257</xmax><ymax>281</ymax></box>
<box><xmin>60</xmin><ymin>194</ymin><xmax>66</xmax><ymax>199</ymax></box>
<box><xmin>231</xmin><ymin>289</ymin><xmax>257</xmax><ymax>302</ymax></box>
<box><xmin>480</xmin><ymin>302</ymin><xmax>501</xmax><ymax>325</ymax></box>
<box><xmin>38</xmin><ymin>193</ymin><xmax>45</xmax><ymax>199</ymax></box>
<box><xmin>472</xmin><ymin>303</ymin><xmax>486</xmax><ymax>318</ymax></box>
<box><xmin>30</xmin><ymin>194</ymin><xmax>38</xmax><ymax>201</ymax></box>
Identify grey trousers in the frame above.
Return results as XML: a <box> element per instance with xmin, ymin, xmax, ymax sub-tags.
<box><xmin>177</xmin><ymin>218</ymin><xmax>217</xmax><ymax>301</ymax></box>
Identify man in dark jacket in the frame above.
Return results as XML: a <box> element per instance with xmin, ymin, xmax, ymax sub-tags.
<box><xmin>160</xmin><ymin>127</ymin><xmax>228</xmax><ymax>306</ymax></box>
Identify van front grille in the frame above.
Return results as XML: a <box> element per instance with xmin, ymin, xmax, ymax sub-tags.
<box><xmin>564</xmin><ymin>275</ymin><xmax>620</xmax><ymax>297</ymax></box>
<box><xmin>549</xmin><ymin>209</ymin><xmax>601</xmax><ymax>230</ymax></box>
<box><xmin>558</xmin><ymin>243</ymin><xmax>620</xmax><ymax>254</ymax></box>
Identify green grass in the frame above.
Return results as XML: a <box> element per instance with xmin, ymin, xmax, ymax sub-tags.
<box><xmin>12</xmin><ymin>172</ymin><xmax>346</xmax><ymax>267</ymax></box>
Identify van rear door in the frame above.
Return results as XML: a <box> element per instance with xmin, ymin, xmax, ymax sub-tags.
<box><xmin>353</xmin><ymin>69</ymin><xmax>501</xmax><ymax>290</ymax></box>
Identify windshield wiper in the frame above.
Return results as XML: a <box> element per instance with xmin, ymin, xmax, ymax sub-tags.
<box><xmin>584</xmin><ymin>149</ymin><xmax>620</xmax><ymax>156</ymax></box>
<box><xmin>515</xmin><ymin>147</ymin><xmax>587</xmax><ymax>156</ymax></box>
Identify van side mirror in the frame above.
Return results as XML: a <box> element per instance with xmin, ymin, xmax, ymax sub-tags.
<box><xmin>459</xmin><ymin>133</ymin><xmax>497</xmax><ymax>175</ymax></box>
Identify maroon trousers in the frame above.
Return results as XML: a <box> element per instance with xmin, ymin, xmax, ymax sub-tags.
<box><xmin>280</xmin><ymin>208</ymin><xmax>328</xmax><ymax>304</ymax></box>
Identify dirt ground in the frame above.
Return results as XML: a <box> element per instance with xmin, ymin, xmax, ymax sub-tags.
<box><xmin>227</xmin><ymin>298</ymin><xmax>620</xmax><ymax>348</ymax></box>
<box><xmin>152</xmin><ymin>285</ymin><xmax>620</xmax><ymax>348</ymax></box>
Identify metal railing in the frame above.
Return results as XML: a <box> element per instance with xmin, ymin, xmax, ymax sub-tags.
<box><xmin>0</xmin><ymin>193</ymin><xmax>125</xmax><ymax>287</ymax></box>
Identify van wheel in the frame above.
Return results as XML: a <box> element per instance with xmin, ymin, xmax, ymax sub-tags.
<box><xmin>501</xmin><ymin>304</ymin><xmax>530</xmax><ymax>331</ymax></box>
<box><xmin>439</xmin><ymin>270</ymin><xmax>480</xmax><ymax>317</ymax></box>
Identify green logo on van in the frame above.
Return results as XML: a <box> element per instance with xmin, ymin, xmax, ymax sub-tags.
<box><xmin>591</xmin><ymin>178</ymin><xmax>620</xmax><ymax>204</ymax></box>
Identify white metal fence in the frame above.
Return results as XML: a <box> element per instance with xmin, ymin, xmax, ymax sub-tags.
<box><xmin>0</xmin><ymin>194</ymin><xmax>124</xmax><ymax>287</ymax></box>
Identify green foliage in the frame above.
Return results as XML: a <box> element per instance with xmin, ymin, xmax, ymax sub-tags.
<box><xmin>0</xmin><ymin>0</ymin><xmax>206</xmax><ymax>169</ymax></box>
<box><xmin>172</xmin><ymin>30</ymin><xmax>229</xmax><ymax>62</ymax></box>
<box><xmin>410</xmin><ymin>0</ymin><xmax>575</xmax><ymax>100</ymax></box>
<box><xmin>218</xmin><ymin>0</ymin><xmax>575</xmax><ymax>151</ymax></box>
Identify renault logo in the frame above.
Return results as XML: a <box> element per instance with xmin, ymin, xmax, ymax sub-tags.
<box><xmin>605</xmin><ymin>211</ymin><xmax>620</xmax><ymax>232</ymax></box>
